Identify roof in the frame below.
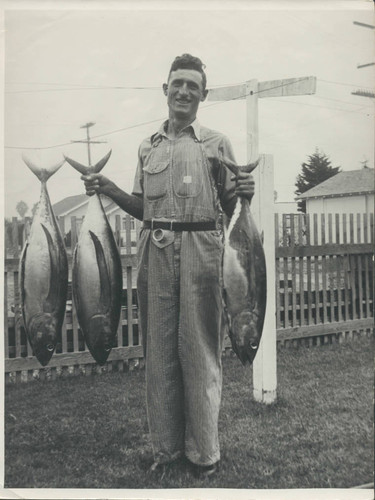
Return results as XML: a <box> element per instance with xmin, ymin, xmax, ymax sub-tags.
<box><xmin>296</xmin><ymin>168</ymin><xmax>374</xmax><ymax>200</ymax></box>
<box><xmin>53</xmin><ymin>193</ymin><xmax>113</xmax><ymax>216</ymax></box>
<box><xmin>53</xmin><ymin>194</ymin><xmax>87</xmax><ymax>216</ymax></box>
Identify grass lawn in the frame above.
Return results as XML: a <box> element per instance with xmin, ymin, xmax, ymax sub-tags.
<box><xmin>4</xmin><ymin>337</ymin><xmax>374</xmax><ymax>489</ymax></box>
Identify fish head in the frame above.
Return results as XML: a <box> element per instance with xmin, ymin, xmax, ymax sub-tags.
<box><xmin>87</xmin><ymin>314</ymin><xmax>113</xmax><ymax>365</ymax></box>
<box><xmin>231</xmin><ymin>310</ymin><xmax>260</xmax><ymax>365</ymax></box>
<box><xmin>28</xmin><ymin>313</ymin><xmax>57</xmax><ymax>366</ymax></box>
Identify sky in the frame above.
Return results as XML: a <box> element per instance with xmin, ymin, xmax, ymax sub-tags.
<box><xmin>3</xmin><ymin>1</ymin><xmax>374</xmax><ymax>218</ymax></box>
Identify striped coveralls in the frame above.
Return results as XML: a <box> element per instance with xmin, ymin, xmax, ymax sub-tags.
<box><xmin>132</xmin><ymin>119</ymin><xmax>237</xmax><ymax>467</ymax></box>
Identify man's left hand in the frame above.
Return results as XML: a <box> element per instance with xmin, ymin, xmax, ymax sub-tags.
<box><xmin>232</xmin><ymin>171</ymin><xmax>255</xmax><ymax>200</ymax></box>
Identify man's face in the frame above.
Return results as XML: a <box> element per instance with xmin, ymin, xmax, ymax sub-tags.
<box><xmin>163</xmin><ymin>69</ymin><xmax>208</xmax><ymax>121</ymax></box>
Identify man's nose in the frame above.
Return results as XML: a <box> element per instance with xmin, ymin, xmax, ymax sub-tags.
<box><xmin>178</xmin><ymin>83</ymin><xmax>189</xmax><ymax>95</ymax></box>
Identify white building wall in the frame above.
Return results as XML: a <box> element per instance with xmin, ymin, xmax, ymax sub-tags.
<box><xmin>305</xmin><ymin>194</ymin><xmax>373</xmax><ymax>244</ymax></box>
<box><xmin>306</xmin><ymin>194</ymin><xmax>373</xmax><ymax>217</ymax></box>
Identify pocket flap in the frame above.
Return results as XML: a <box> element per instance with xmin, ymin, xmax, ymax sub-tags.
<box><xmin>143</xmin><ymin>161</ymin><xmax>169</xmax><ymax>175</ymax></box>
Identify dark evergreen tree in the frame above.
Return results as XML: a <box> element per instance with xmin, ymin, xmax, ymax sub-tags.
<box><xmin>295</xmin><ymin>149</ymin><xmax>341</xmax><ymax>212</ymax></box>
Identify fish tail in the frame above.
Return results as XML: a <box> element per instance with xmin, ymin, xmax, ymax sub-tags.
<box><xmin>92</xmin><ymin>150</ymin><xmax>112</xmax><ymax>173</ymax></box>
<box><xmin>241</xmin><ymin>157</ymin><xmax>260</xmax><ymax>174</ymax></box>
<box><xmin>22</xmin><ymin>155</ymin><xmax>65</xmax><ymax>183</ymax></box>
<box><xmin>220</xmin><ymin>155</ymin><xmax>260</xmax><ymax>176</ymax></box>
<box><xmin>64</xmin><ymin>150</ymin><xmax>112</xmax><ymax>175</ymax></box>
<box><xmin>64</xmin><ymin>156</ymin><xmax>90</xmax><ymax>176</ymax></box>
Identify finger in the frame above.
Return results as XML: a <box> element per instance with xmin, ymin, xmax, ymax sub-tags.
<box><xmin>235</xmin><ymin>186</ymin><xmax>255</xmax><ymax>194</ymax></box>
<box><xmin>84</xmin><ymin>179</ymin><xmax>100</xmax><ymax>187</ymax></box>
<box><xmin>237</xmin><ymin>172</ymin><xmax>254</xmax><ymax>180</ymax></box>
<box><xmin>236</xmin><ymin>180</ymin><xmax>255</xmax><ymax>187</ymax></box>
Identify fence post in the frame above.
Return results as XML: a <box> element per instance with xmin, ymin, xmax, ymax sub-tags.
<box><xmin>253</xmin><ymin>154</ymin><xmax>277</xmax><ymax>404</ymax></box>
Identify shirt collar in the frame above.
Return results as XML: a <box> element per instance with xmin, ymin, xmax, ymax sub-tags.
<box><xmin>151</xmin><ymin>119</ymin><xmax>201</xmax><ymax>144</ymax></box>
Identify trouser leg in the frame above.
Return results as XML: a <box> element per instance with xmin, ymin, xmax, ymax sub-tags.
<box><xmin>179</xmin><ymin>231</ymin><xmax>225</xmax><ymax>466</ymax></box>
<box><xmin>137</xmin><ymin>233</ymin><xmax>185</xmax><ymax>464</ymax></box>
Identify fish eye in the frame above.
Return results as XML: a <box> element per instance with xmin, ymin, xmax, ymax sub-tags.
<box><xmin>46</xmin><ymin>344</ymin><xmax>54</xmax><ymax>352</ymax></box>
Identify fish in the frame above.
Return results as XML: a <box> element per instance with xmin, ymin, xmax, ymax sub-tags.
<box><xmin>221</xmin><ymin>157</ymin><xmax>267</xmax><ymax>366</ymax></box>
<box><xmin>19</xmin><ymin>156</ymin><xmax>68</xmax><ymax>366</ymax></box>
<box><xmin>64</xmin><ymin>151</ymin><xmax>122</xmax><ymax>365</ymax></box>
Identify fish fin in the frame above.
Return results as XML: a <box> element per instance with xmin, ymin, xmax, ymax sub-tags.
<box><xmin>22</xmin><ymin>155</ymin><xmax>65</xmax><ymax>183</ymax></box>
<box><xmin>19</xmin><ymin>242</ymin><xmax>28</xmax><ymax>327</ymax></box>
<box><xmin>72</xmin><ymin>245</ymin><xmax>80</xmax><ymax>310</ymax></box>
<box><xmin>92</xmin><ymin>150</ymin><xmax>112</xmax><ymax>173</ymax></box>
<box><xmin>40</xmin><ymin>224</ymin><xmax>59</xmax><ymax>314</ymax></box>
<box><xmin>64</xmin><ymin>156</ymin><xmax>90</xmax><ymax>176</ymax></box>
<box><xmin>89</xmin><ymin>230</ymin><xmax>111</xmax><ymax>314</ymax></box>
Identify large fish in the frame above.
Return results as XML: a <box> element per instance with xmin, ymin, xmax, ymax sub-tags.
<box><xmin>20</xmin><ymin>157</ymin><xmax>68</xmax><ymax>366</ymax></box>
<box><xmin>222</xmin><ymin>157</ymin><xmax>267</xmax><ymax>366</ymax></box>
<box><xmin>64</xmin><ymin>151</ymin><xmax>122</xmax><ymax>365</ymax></box>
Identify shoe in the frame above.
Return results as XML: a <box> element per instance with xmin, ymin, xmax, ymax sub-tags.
<box><xmin>148</xmin><ymin>452</ymin><xmax>184</xmax><ymax>475</ymax></box>
<box><xmin>192</xmin><ymin>461</ymin><xmax>220</xmax><ymax>478</ymax></box>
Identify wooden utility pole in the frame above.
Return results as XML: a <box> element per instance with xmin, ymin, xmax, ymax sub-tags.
<box><xmin>71</xmin><ymin>122</ymin><xmax>106</xmax><ymax>167</ymax></box>
<box><xmin>208</xmin><ymin>75</ymin><xmax>317</xmax><ymax>403</ymax></box>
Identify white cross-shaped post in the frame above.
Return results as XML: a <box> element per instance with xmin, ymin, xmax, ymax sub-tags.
<box><xmin>208</xmin><ymin>76</ymin><xmax>317</xmax><ymax>403</ymax></box>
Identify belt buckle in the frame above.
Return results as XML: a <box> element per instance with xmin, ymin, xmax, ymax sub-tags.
<box><xmin>169</xmin><ymin>221</ymin><xmax>174</xmax><ymax>231</ymax></box>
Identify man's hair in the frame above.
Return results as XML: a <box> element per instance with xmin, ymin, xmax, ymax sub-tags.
<box><xmin>167</xmin><ymin>54</ymin><xmax>207</xmax><ymax>90</ymax></box>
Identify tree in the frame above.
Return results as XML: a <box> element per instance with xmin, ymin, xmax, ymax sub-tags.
<box><xmin>16</xmin><ymin>200</ymin><xmax>28</xmax><ymax>219</ymax></box>
<box><xmin>295</xmin><ymin>149</ymin><xmax>341</xmax><ymax>212</ymax></box>
<box><xmin>31</xmin><ymin>203</ymin><xmax>38</xmax><ymax>217</ymax></box>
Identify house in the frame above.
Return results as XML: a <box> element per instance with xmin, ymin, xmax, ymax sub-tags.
<box><xmin>295</xmin><ymin>166</ymin><xmax>374</xmax><ymax>244</ymax></box>
<box><xmin>53</xmin><ymin>194</ymin><xmax>138</xmax><ymax>249</ymax></box>
<box><xmin>295</xmin><ymin>167</ymin><xmax>374</xmax><ymax>217</ymax></box>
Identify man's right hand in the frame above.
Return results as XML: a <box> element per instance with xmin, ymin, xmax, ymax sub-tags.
<box><xmin>81</xmin><ymin>173</ymin><xmax>113</xmax><ymax>197</ymax></box>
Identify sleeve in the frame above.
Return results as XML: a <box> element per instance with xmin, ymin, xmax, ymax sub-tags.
<box><xmin>131</xmin><ymin>144</ymin><xmax>145</xmax><ymax>199</ymax></box>
<box><xmin>217</xmin><ymin>135</ymin><xmax>237</xmax><ymax>217</ymax></box>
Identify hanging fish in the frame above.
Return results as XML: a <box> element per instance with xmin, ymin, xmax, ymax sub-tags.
<box><xmin>19</xmin><ymin>156</ymin><xmax>68</xmax><ymax>366</ymax></box>
<box><xmin>221</xmin><ymin>157</ymin><xmax>267</xmax><ymax>366</ymax></box>
<box><xmin>64</xmin><ymin>151</ymin><xmax>122</xmax><ymax>365</ymax></box>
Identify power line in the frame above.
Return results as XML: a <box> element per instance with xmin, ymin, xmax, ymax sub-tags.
<box><xmin>5</xmin><ymin>78</ymin><xmax>373</xmax><ymax>94</ymax></box>
<box><xmin>6</xmin><ymin>77</ymin><xmax>371</xmax><ymax>151</ymax></box>
<box><xmin>318</xmin><ymin>79</ymin><xmax>374</xmax><ymax>90</ymax></box>
<box><xmin>5</xmin><ymin>77</ymin><xmax>310</xmax><ymax>150</ymax></box>
<box><xmin>5</xmin><ymin>86</ymin><xmax>161</xmax><ymax>94</ymax></box>
<box><xmin>261</xmin><ymin>104</ymin><xmax>371</xmax><ymax>145</ymax></box>
<box><xmin>5</xmin><ymin>81</ymin><xmax>245</xmax><ymax>94</ymax></box>
<box><xmin>269</xmin><ymin>98</ymin><xmax>373</xmax><ymax>115</ymax></box>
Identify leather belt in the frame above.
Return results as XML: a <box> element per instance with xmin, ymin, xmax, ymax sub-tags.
<box><xmin>143</xmin><ymin>220</ymin><xmax>217</xmax><ymax>231</ymax></box>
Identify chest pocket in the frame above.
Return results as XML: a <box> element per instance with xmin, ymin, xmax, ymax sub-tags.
<box><xmin>143</xmin><ymin>161</ymin><xmax>169</xmax><ymax>201</ymax></box>
<box><xmin>172</xmin><ymin>139</ymin><xmax>204</xmax><ymax>198</ymax></box>
<box><xmin>143</xmin><ymin>137</ymin><xmax>170</xmax><ymax>201</ymax></box>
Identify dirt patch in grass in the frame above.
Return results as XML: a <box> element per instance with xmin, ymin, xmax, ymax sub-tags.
<box><xmin>4</xmin><ymin>337</ymin><xmax>374</xmax><ymax>489</ymax></box>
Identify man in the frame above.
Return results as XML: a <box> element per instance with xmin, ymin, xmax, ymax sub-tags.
<box><xmin>82</xmin><ymin>54</ymin><xmax>254</xmax><ymax>477</ymax></box>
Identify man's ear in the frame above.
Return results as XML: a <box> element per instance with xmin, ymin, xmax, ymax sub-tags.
<box><xmin>201</xmin><ymin>89</ymin><xmax>209</xmax><ymax>102</ymax></box>
<box><xmin>162</xmin><ymin>83</ymin><xmax>168</xmax><ymax>96</ymax></box>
